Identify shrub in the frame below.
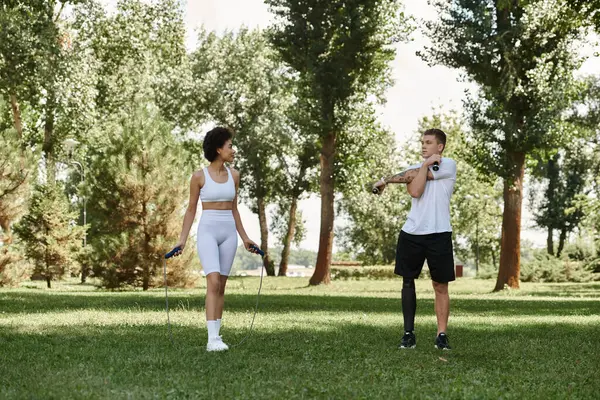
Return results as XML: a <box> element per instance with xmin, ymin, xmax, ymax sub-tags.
<box><xmin>0</xmin><ymin>245</ymin><xmax>31</xmax><ymax>287</ymax></box>
<box><xmin>520</xmin><ymin>249</ymin><xmax>597</xmax><ymax>283</ymax></box>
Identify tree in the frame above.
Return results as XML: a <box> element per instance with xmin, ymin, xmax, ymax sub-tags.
<box><xmin>569</xmin><ymin>1</ymin><xmax>600</xmax><ymax>31</ymax></box>
<box><xmin>529</xmin><ymin>141</ymin><xmax>591</xmax><ymax>257</ymax></box>
<box><xmin>0</xmin><ymin>105</ymin><xmax>37</xmax><ymax>245</ymax></box>
<box><xmin>570</xmin><ymin>77</ymin><xmax>600</xmax><ymax>251</ymax></box>
<box><xmin>0</xmin><ymin>1</ymin><xmax>69</xmax><ymax>241</ymax></box>
<box><xmin>180</xmin><ymin>28</ymin><xmax>294</xmax><ymax>276</ymax></box>
<box><xmin>266</xmin><ymin>0</ymin><xmax>411</xmax><ymax>284</ymax></box>
<box><xmin>86</xmin><ymin>105</ymin><xmax>194</xmax><ymax>290</ymax></box>
<box><xmin>14</xmin><ymin>183</ymin><xmax>85</xmax><ymax>288</ymax></box>
<box><xmin>271</xmin><ymin>98</ymin><xmax>319</xmax><ymax>276</ymax></box>
<box><xmin>85</xmin><ymin>0</ymin><xmax>186</xmax><ymax>120</ymax></box>
<box><xmin>340</xmin><ymin>110</ymin><xmax>503</xmax><ymax>269</ymax></box>
<box><xmin>419</xmin><ymin>111</ymin><xmax>503</xmax><ymax>273</ymax></box>
<box><xmin>423</xmin><ymin>0</ymin><xmax>585</xmax><ymax>290</ymax></box>
<box><xmin>0</xmin><ymin>0</ymin><xmax>100</xmax><ymax>185</ymax></box>
<box><xmin>337</xmin><ymin>106</ymin><xmax>404</xmax><ymax>265</ymax></box>
<box><xmin>270</xmin><ymin>197</ymin><xmax>309</xmax><ymax>275</ymax></box>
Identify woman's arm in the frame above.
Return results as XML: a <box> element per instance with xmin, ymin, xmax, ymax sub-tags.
<box><xmin>177</xmin><ymin>172</ymin><xmax>202</xmax><ymax>247</ymax></box>
<box><xmin>231</xmin><ymin>169</ymin><xmax>255</xmax><ymax>250</ymax></box>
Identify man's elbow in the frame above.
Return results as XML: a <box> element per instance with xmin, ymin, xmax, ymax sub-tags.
<box><xmin>407</xmin><ymin>188</ymin><xmax>422</xmax><ymax>198</ymax></box>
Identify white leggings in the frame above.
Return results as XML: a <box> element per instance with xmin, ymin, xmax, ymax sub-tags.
<box><xmin>196</xmin><ymin>210</ymin><xmax>238</xmax><ymax>276</ymax></box>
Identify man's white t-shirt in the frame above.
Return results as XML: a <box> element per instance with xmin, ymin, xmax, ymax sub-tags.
<box><xmin>401</xmin><ymin>157</ymin><xmax>457</xmax><ymax>235</ymax></box>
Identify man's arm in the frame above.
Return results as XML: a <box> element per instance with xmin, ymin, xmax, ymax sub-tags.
<box><xmin>406</xmin><ymin>164</ymin><xmax>430</xmax><ymax>198</ymax></box>
<box><xmin>383</xmin><ymin>168</ymin><xmax>433</xmax><ymax>185</ymax></box>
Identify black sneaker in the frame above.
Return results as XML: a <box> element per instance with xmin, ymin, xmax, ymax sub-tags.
<box><xmin>399</xmin><ymin>331</ymin><xmax>416</xmax><ymax>349</ymax></box>
<box><xmin>435</xmin><ymin>333</ymin><xmax>451</xmax><ymax>350</ymax></box>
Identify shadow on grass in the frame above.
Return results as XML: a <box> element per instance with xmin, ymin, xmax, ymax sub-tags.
<box><xmin>523</xmin><ymin>282</ymin><xmax>600</xmax><ymax>298</ymax></box>
<box><xmin>0</xmin><ymin>317</ymin><xmax>598</xmax><ymax>399</ymax></box>
<box><xmin>1</xmin><ymin>289</ymin><xmax>599</xmax><ymax>318</ymax></box>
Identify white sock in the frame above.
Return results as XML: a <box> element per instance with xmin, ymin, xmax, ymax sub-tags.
<box><xmin>207</xmin><ymin>320</ymin><xmax>218</xmax><ymax>340</ymax></box>
<box><xmin>216</xmin><ymin>319</ymin><xmax>221</xmax><ymax>336</ymax></box>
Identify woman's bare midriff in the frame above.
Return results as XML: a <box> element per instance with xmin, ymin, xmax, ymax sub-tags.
<box><xmin>202</xmin><ymin>201</ymin><xmax>233</xmax><ymax>211</ymax></box>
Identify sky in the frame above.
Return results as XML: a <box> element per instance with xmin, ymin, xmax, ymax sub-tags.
<box><xmin>103</xmin><ymin>0</ymin><xmax>600</xmax><ymax>252</ymax></box>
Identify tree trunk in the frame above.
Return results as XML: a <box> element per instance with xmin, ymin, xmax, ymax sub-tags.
<box><xmin>9</xmin><ymin>93</ymin><xmax>23</xmax><ymax>139</ymax></box>
<box><xmin>546</xmin><ymin>154</ymin><xmax>558</xmax><ymax>256</ymax></box>
<box><xmin>556</xmin><ymin>227</ymin><xmax>567</xmax><ymax>258</ymax></box>
<box><xmin>494</xmin><ymin>151</ymin><xmax>525</xmax><ymax>291</ymax></box>
<box><xmin>46</xmin><ymin>276</ymin><xmax>51</xmax><ymax>289</ymax></box>
<box><xmin>278</xmin><ymin>197</ymin><xmax>298</xmax><ymax>277</ymax></box>
<box><xmin>43</xmin><ymin>94</ymin><xmax>56</xmax><ymax>184</ymax></box>
<box><xmin>547</xmin><ymin>227</ymin><xmax>554</xmax><ymax>256</ymax></box>
<box><xmin>0</xmin><ymin>218</ymin><xmax>12</xmax><ymax>245</ymax></box>
<box><xmin>257</xmin><ymin>196</ymin><xmax>275</xmax><ymax>276</ymax></box>
<box><xmin>310</xmin><ymin>132</ymin><xmax>336</xmax><ymax>285</ymax></box>
<box><xmin>81</xmin><ymin>265</ymin><xmax>88</xmax><ymax>284</ymax></box>
<box><xmin>142</xmin><ymin>154</ymin><xmax>151</xmax><ymax>291</ymax></box>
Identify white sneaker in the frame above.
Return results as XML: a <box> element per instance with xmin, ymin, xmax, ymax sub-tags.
<box><xmin>216</xmin><ymin>336</ymin><xmax>229</xmax><ymax>351</ymax></box>
<box><xmin>206</xmin><ymin>336</ymin><xmax>229</xmax><ymax>352</ymax></box>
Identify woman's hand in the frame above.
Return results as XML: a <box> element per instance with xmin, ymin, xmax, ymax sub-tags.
<box><xmin>243</xmin><ymin>238</ymin><xmax>260</xmax><ymax>254</ymax></box>
<box><xmin>170</xmin><ymin>240</ymin><xmax>186</xmax><ymax>257</ymax></box>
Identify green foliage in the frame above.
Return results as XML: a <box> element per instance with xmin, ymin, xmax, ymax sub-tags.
<box><xmin>269</xmin><ymin>201</ymin><xmax>306</xmax><ymax>248</ymax></box>
<box><xmin>339</xmin><ymin>110</ymin><xmax>503</xmax><ymax>267</ymax></box>
<box><xmin>232</xmin><ymin>246</ymin><xmax>318</xmax><ymax>272</ymax></box>
<box><xmin>86</xmin><ymin>0</ymin><xmax>187</xmax><ymax>118</ymax></box>
<box><xmin>0</xmin><ymin>243</ymin><xmax>31</xmax><ymax>287</ymax></box>
<box><xmin>0</xmin><ymin>0</ymin><xmax>102</xmax><ymax>183</ymax></box>
<box><xmin>569</xmin><ymin>0</ymin><xmax>600</xmax><ymax>31</ymax></box>
<box><xmin>0</xmin><ymin>0</ymin><xmax>63</xmax><ymax>104</ymax></box>
<box><xmin>339</xmin><ymin>184</ymin><xmax>410</xmax><ymax>265</ymax></box>
<box><xmin>184</xmin><ymin>27</ymin><xmax>300</xmax><ymax>275</ymax></box>
<box><xmin>266</xmin><ymin>0</ymin><xmax>412</xmax><ymax>128</ymax></box>
<box><xmin>86</xmin><ymin>105</ymin><xmax>195</xmax><ymax>290</ymax></box>
<box><xmin>563</xmin><ymin>238</ymin><xmax>596</xmax><ymax>262</ymax></box>
<box><xmin>337</xmin><ymin>108</ymin><xmax>405</xmax><ymax>265</ymax></box>
<box><xmin>520</xmin><ymin>248</ymin><xmax>598</xmax><ymax>283</ymax></box>
<box><xmin>331</xmin><ymin>266</ymin><xmax>396</xmax><ymax>280</ymax></box>
<box><xmin>0</xmin><ymin>120</ymin><xmax>37</xmax><ymax>243</ymax></box>
<box><xmin>570</xmin><ymin>77</ymin><xmax>600</xmax><ymax>252</ymax></box>
<box><xmin>186</xmin><ymin>28</ymin><xmax>292</xmax><ymax>206</ymax></box>
<box><xmin>424</xmin><ymin>0</ymin><xmax>585</xmax><ymax>179</ymax></box>
<box><xmin>13</xmin><ymin>183</ymin><xmax>85</xmax><ymax>288</ymax></box>
<box><xmin>529</xmin><ymin>139</ymin><xmax>592</xmax><ymax>255</ymax></box>
<box><xmin>419</xmin><ymin>111</ymin><xmax>503</xmax><ymax>268</ymax></box>
<box><xmin>266</xmin><ymin>0</ymin><xmax>413</xmax><ymax>282</ymax></box>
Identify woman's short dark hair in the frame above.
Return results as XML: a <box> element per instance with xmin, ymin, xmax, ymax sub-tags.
<box><xmin>203</xmin><ymin>127</ymin><xmax>233</xmax><ymax>162</ymax></box>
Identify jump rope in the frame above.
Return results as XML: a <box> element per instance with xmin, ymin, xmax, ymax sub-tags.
<box><xmin>163</xmin><ymin>244</ymin><xmax>265</xmax><ymax>347</ymax></box>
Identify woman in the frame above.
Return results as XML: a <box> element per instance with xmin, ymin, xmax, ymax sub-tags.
<box><xmin>173</xmin><ymin>127</ymin><xmax>259</xmax><ymax>352</ymax></box>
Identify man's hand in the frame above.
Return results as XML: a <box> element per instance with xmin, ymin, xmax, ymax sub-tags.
<box><xmin>424</xmin><ymin>154</ymin><xmax>441</xmax><ymax>168</ymax></box>
<box><xmin>372</xmin><ymin>178</ymin><xmax>386</xmax><ymax>194</ymax></box>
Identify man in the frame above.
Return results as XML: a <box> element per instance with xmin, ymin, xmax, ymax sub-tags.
<box><xmin>373</xmin><ymin>128</ymin><xmax>457</xmax><ymax>350</ymax></box>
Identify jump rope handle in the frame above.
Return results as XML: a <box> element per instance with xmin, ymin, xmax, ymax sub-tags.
<box><xmin>165</xmin><ymin>246</ymin><xmax>181</xmax><ymax>259</ymax></box>
<box><xmin>249</xmin><ymin>244</ymin><xmax>264</xmax><ymax>257</ymax></box>
<box><xmin>167</xmin><ymin>244</ymin><xmax>263</xmax><ymax>258</ymax></box>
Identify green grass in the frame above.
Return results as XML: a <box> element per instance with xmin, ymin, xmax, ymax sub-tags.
<box><xmin>1</xmin><ymin>277</ymin><xmax>599</xmax><ymax>399</ymax></box>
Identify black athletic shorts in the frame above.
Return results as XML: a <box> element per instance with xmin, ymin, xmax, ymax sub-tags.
<box><xmin>395</xmin><ymin>230</ymin><xmax>455</xmax><ymax>283</ymax></box>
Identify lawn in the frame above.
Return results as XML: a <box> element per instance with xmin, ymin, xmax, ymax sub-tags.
<box><xmin>1</xmin><ymin>277</ymin><xmax>599</xmax><ymax>399</ymax></box>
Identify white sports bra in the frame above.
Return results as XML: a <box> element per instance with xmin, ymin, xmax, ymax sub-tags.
<box><xmin>200</xmin><ymin>167</ymin><xmax>236</xmax><ymax>203</ymax></box>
